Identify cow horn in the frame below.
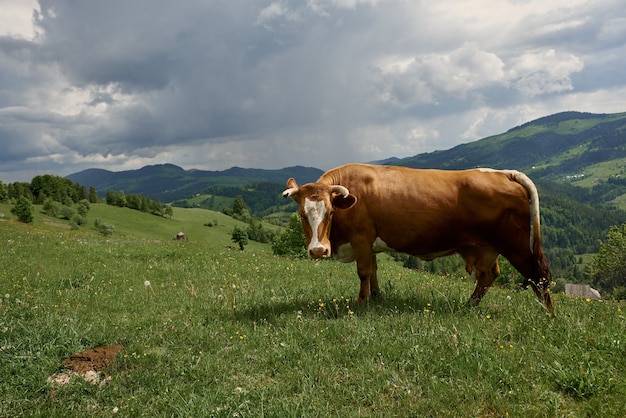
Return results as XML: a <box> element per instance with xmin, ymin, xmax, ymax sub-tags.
<box><xmin>331</xmin><ymin>185</ymin><xmax>350</xmax><ymax>197</ymax></box>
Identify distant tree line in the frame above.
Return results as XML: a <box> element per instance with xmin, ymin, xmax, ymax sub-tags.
<box><xmin>2</xmin><ymin>175</ymin><xmax>97</xmax><ymax>205</ymax></box>
<box><xmin>0</xmin><ymin>175</ymin><xmax>97</xmax><ymax>226</ymax></box>
<box><xmin>104</xmin><ymin>189</ymin><xmax>173</xmax><ymax>218</ymax></box>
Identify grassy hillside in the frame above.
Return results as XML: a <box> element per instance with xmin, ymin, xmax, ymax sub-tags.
<box><xmin>1</xmin><ymin>204</ymin><xmax>625</xmax><ymax>416</ymax></box>
<box><xmin>395</xmin><ymin>111</ymin><xmax>626</xmax><ymax>180</ymax></box>
<box><xmin>0</xmin><ymin>202</ymin><xmax>279</xmax><ymax>251</ymax></box>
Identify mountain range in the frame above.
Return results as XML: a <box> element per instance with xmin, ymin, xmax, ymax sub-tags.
<box><xmin>67</xmin><ymin>164</ymin><xmax>323</xmax><ymax>202</ymax></box>
<box><xmin>68</xmin><ymin>110</ymin><xmax>626</xmax><ymax>205</ymax></box>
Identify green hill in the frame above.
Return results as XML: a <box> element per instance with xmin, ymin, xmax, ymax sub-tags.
<box><xmin>395</xmin><ymin>111</ymin><xmax>626</xmax><ymax>184</ymax></box>
<box><xmin>0</xmin><ymin>201</ymin><xmax>277</xmax><ymax>253</ymax></box>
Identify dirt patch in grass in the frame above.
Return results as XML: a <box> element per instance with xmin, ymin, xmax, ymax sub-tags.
<box><xmin>42</xmin><ymin>220</ymin><xmax>72</xmax><ymax>229</ymax></box>
<box><xmin>47</xmin><ymin>344</ymin><xmax>124</xmax><ymax>386</ymax></box>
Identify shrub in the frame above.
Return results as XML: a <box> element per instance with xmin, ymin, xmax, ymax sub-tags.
<box><xmin>94</xmin><ymin>218</ymin><xmax>115</xmax><ymax>236</ymax></box>
<box><xmin>59</xmin><ymin>205</ymin><xmax>76</xmax><ymax>220</ymax></box>
<box><xmin>0</xmin><ymin>180</ymin><xmax>7</xmax><ymax>202</ymax></box>
<box><xmin>272</xmin><ymin>213</ymin><xmax>307</xmax><ymax>257</ymax></box>
<box><xmin>231</xmin><ymin>226</ymin><xmax>248</xmax><ymax>250</ymax></box>
<box><xmin>77</xmin><ymin>199</ymin><xmax>90</xmax><ymax>216</ymax></box>
<box><xmin>588</xmin><ymin>223</ymin><xmax>626</xmax><ymax>296</ymax></box>
<box><xmin>43</xmin><ymin>198</ymin><xmax>61</xmax><ymax>217</ymax></box>
<box><xmin>11</xmin><ymin>196</ymin><xmax>34</xmax><ymax>223</ymax></box>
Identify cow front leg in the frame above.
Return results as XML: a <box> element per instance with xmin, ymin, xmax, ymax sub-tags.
<box><xmin>462</xmin><ymin>248</ymin><xmax>499</xmax><ymax>307</ymax></box>
<box><xmin>355</xmin><ymin>252</ymin><xmax>375</xmax><ymax>303</ymax></box>
<box><xmin>468</xmin><ymin>259</ymin><xmax>499</xmax><ymax>306</ymax></box>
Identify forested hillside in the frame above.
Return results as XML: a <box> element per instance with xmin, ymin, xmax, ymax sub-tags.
<box><xmin>67</xmin><ymin>164</ymin><xmax>323</xmax><ymax>202</ymax></box>
<box><xmin>171</xmin><ymin>181</ymin><xmax>298</xmax><ymax>218</ymax></box>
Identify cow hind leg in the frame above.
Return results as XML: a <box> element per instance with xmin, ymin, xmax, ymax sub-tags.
<box><xmin>461</xmin><ymin>248</ymin><xmax>500</xmax><ymax>307</ymax></box>
<box><xmin>370</xmin><ymin>255</ymin><xmax>381</xmax><ymax>298</ymax></box>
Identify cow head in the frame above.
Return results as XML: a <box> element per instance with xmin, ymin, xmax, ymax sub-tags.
<box><xmin>283</xmin><ymin>178</ymin><xmax>357</xmax><ymax>258</ymax></box>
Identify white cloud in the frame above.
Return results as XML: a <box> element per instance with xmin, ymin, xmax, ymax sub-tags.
<box><xmin>373</xmin><ymin>43</ymin><xmax>506</xmax><ymax>107</ymax></box>
<box><xmin>0</xmin><ymin>0</ymin><xmax>39</xmax><ymax>39</ymax></box>
<box><xmin>509</xmin><ymin>49</ymin><xmax>584</xmax><ymax>96</ymax></box>
<box><xmin>0</xmin><ymin>0</ymin><xmax>624</xmax><ymax>182</ymax></box>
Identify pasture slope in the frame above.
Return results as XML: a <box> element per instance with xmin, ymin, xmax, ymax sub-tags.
<box><xmin>1</xmin><ymin>203</ymin><xmax>625</xmax><ymax>417</ymax></box>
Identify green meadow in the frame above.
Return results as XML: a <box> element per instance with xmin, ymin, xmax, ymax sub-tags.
<box><xmin>1</xmin><ymin>203</ymin><xmax>625</xmax><ymax>417</ymax></box>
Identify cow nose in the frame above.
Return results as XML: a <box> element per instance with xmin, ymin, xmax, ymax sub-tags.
<box><xmin>309</xmin><ymin>246</ymin><xmax>329</xmax><ymax>258</ymax></box>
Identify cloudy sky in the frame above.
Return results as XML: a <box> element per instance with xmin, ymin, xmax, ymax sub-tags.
<box><xmin>1</xmin><ymin>0</ymin><xmax>625</xmax><ymax>182</ymax></box>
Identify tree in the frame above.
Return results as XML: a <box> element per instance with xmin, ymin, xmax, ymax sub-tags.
<box><xmin>126</xmin><ymin>194</ymin><xmax>142</xmax><ymax>210</ymax></box>
<box><xmin>78</xmin><ymin>185</ymin><xmax>88</xmax><ymax>201</ymax></box>
<box><xmin>105</xmin><ymin>190</ymin><xmax>119</xmax><ymax>205</ymax></box>
<box><xmin>232</xmin><ymin>195</ymin><xmax>248</xmax><ymax>216</ymax></box>
<box><xmin>231</xmin><ymin>226</ymin><xmax>249</xmax><ymax>250</ymax></box>
<box><xmin>247</xmin><ymin>218</ymin><xmax>276</xmax><ymax>243</ymax></box>
<box><xmin>230</xmin><ymin>195</ymin><xmax>251</xmax><ymax>221</ymax></box>
<box><xmin>588</xmin><ymin>224</ymin><xmax>626</xmax><ymax>297</ymax></box>
<box><xmin>30</xmin><ymin>174</ymin><xmax>81</xmax><ymax>204</ymax></box>
<box><xmin>77</xmin><ymin>199</ymin><xmax>90</xmax><ymax>217</ymax></box>
<box><xmin>11</xmin><ymin>196</ymin><xmax>34</xmax><ymax>223</ymax></box>
<box><xmin>272</xmin><ymin>213</ymin><xmax>307</xmax><ymax>257</ymax></box>
<box><xmin>164</xmin><ymin>204</ymin><xmax>174</xmax><ymax>219</ymax></box>
<box><xmin>150</xmin><ymin>200</ymin><xmax>164</xmax><ymax>216</ymax></box>
<box><xmin>115</xmin><ymin>190</ymin><xmax>127</xmax><ymax>207</ymax></box>
<box><xmin>89</xmin><ymin>186</ymin><xmax>99</xmax><ymax>203</ymax></box>
<box><xmin>8</xmin><ymin>182</ymin><xmax>34</xmax><ymax>201</ymax></box>
<box><xmin>0</xmin><ymin>180</ymin><xmax>8</xmax><ymax>202</ymax></box>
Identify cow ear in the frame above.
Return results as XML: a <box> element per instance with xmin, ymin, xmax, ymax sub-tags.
<box><xmin>283</xmin><ymin>178</ymin><xmax>299</xmax><ymax>198</ymax></box>
<box><xmin>332</xmin><ymin>194</ymin><xmax>357</xmax><ymax>210</ymax></box>
<box><xmin>286</xmin><ymin>178</ymin><xmax>298</xmax><ymax>189</ymax></box>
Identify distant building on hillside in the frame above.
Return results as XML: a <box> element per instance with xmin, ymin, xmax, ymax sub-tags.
<box><xmin>565</xmin><ymin>284</ymin><xmax>601</xmax><ymax>300</ymax></box>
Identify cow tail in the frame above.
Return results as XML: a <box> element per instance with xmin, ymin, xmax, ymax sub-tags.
<box><xmin>512</xmin><ymin>172</ymin><xmax>555</xmax><ymax>316</ymax></box>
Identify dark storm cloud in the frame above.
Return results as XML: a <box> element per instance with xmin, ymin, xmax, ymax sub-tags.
<box><xmin>0</xmin><ymin>0</ymin><xmax>625</xmax><ymax>181</ymax></box>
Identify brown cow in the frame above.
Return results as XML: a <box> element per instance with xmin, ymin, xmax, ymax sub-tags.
<box><xmin>283</xmin><ymin>163</ymin><xmax>554</xmax><ymax>315</ymax></box>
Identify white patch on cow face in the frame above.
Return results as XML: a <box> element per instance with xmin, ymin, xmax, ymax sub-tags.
<box><xmin>372</xmin><ymin>237</ymin><xmax>394</xmax><ymax>253</ymax></box>
<box><xmin>304</xmin><ymin>198</ymin><xmax>329</xmax><ymax>255</ymax></box>
<box><xmin>335</xmin><ymin>243</ymin><xmax>355</xmax><ymax>263</ymax></box>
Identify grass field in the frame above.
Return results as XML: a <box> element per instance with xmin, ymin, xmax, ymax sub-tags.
<box><xmin>1</xmin><ymin>204</ymin><xmax>625</xmax><ymax>417</ymax></box>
